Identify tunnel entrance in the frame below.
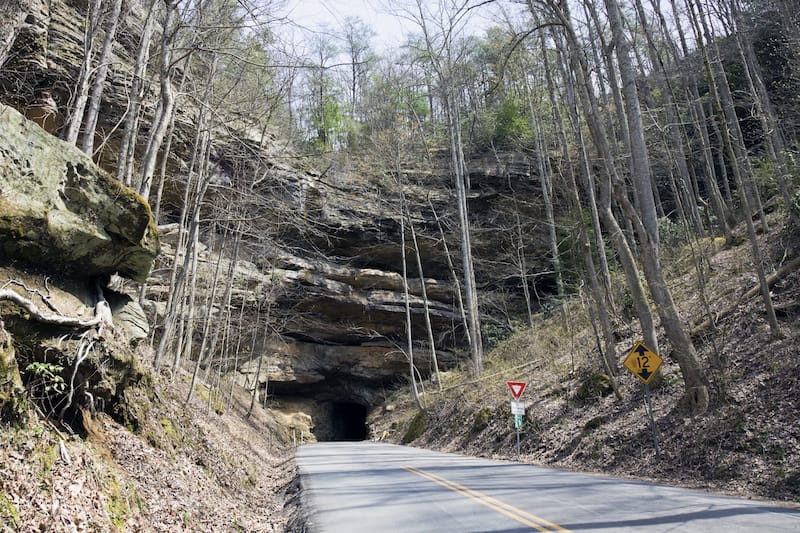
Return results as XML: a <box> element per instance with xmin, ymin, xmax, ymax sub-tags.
<box><xmin>329</xmin><ymin>402</ymin><xmax>368</xmax><ymax>441</ymax></box>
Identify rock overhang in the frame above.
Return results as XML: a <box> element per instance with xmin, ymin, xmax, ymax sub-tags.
<box><xmin>0</xmin><ymin>104</ymin><xmax>159</xmax><ymax>282</ymax></box>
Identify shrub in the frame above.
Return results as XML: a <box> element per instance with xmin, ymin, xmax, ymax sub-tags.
<box><xmin>573</xmin><ymin>373</ymin><xmax>613</xmax><ymax>402</ymax></box>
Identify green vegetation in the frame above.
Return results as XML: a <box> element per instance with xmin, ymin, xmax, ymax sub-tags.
<box><xmin>0</xmin><ymin>332</ymin><xmax>27</xmax><ymax>423</ymax></box>
<box><xmin>196</xmin><ymin>384</ymin><xmax>225</xmax><ymax>415</ymax></box>
<box><xmin>100</xmin><ymin>472</ymin><xmax>141</xmax><ymax>530</ymax></box>
<box><xmin>40</xmin><ymin>442</ymin><xmax>59</xmax><ymax>474</ymax></box>
<box><xmin>160</xmin><ymin>417</ymin><xmax>178</xmax><ymax>442</ymax></box>
<box><xmin>24</xmin><ymin>361</ymin><xmax>66</xmax><ymax>395</ymax></box>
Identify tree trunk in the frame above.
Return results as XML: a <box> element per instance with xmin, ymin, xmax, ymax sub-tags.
<box><xmin>528</xmin><ymin>90</ymin><xmax>566</xmax><ymax>326</ymax></box>
<box><xmin>62</xmin><ymin>0</ymin><xmax>103</xmax><ymax>145</ymax></box>
<box><xmin>186</xmin><ymin>223</ymin><xmax>229</xmax><ymax>406</ymax></box>
<box><xmin>548</xmin><ymin>23</ymin><xmax>625</xmax><ymax>376</ymax></box>
<box><xmin>428</xmin><ymin>197</ymin><xmax>472</xmax><ymax>348</ymax></box>
<box><xmin>549</xmin><ymin>29</ymin><xmax>616</xmax><ymax>316</ymax></box>
<box><xmin>138</xmin><ymin>0</ymin><xmax>179</xmax><ymax>199</ymax></box>
<box><xmin>413</xmin><ymin>0</ymin><xmax>483</xmax><ymax>374</ymax></box>
<box><xmin>728</xmin><ymin>0</ymin><xmax>794</xmax><ymax>211</ymax></box>
<box><xmin>407</xmin><ymin>204</ymin><xmax>442</xmax><ymax>391</ymax></box>
<box><xmin>115</xmin><ymin>0</ymin><xmax>158</xmax><ymax>186</ymax></box>
<box><xmin>80</xmin><ymin>0</ymin><xmax>124</xmax><ymax>156</ymax></box>
<box><xmin>444</xmin><ymin>96</ymin><xmax>483</xmax><ymax>373</ymax></box>
<box><xmin>604</xmin><ymin>0</ymin><xmax>709</xmax><ymax>411</ymax></box>
<box><xmin>400</xmin><ymin>194</ymin><xmax>423</xmax><ymax>409</ymax></box>
<box><xmin>152</xmin><ymin>55</ymin><xmax>214</xmax><ymax>368</ymax></box>
<box><xmin>686</xmin><ymin>0</ymin><xmax>780</xmax><ymax>333</ymax></box>
<box><xmin>553</xmin><ymin>23</ymin><xmax>660</xmax><ymax>358</ymax></box>
<box><xmin>633</xmin><ymin>0</ymin><xmax>704</xmax><ymax>235</ymax></box>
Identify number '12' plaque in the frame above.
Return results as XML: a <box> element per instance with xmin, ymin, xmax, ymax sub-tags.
<box><xmin>623</xmin><ymin>341</ymin><xmax>662</xmax><ymax>385</ymax></box>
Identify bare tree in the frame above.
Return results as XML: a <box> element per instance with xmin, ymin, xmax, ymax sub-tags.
<box><xmin>62</xmin><ymin>0</ymin><xmax>103</xmax><ymax>145</ymax></box>
<box><xmin>400</xmin><ymin>186</ymin><xmax>424</xmax><ymax>409</ymax></box>
<box><xmin>115</xmin><ymin>0</ymin><xmax>159</xmax><ymax>186</ymax></box>
<box><xmin>534</xmin><ymin>0</ymin><xmax>709</xmax><ymax>411</ymax></box>
<box><xmin>685</xmin><ymin>0</ymin><xmax>779</xmax><ymax>334</ymax></box>
<box><xmin>80</xmin><ymin>0</ymin><xmax>125</xmax><ymax>156</ymax></box>
<box><xmin>409</xmin><ymin>0</ymin><xmax>484</xmax><ymax>374</ymax></box>
<box><xmin>138</xmin><ymin>0</ymin><xmax>181</xmax><ymax>199</ymax></box>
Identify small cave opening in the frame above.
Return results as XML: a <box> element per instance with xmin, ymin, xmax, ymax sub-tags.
<box><xmin>329</xmin><ymin>401</ymin><xmax>368</xmax><ymax>441</ymax></box>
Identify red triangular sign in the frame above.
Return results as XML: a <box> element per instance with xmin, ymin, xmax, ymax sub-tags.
<box><xmin>506</xmin><ymin>381</ymin><xmax>526</xmax><ymax>400</ymax></box>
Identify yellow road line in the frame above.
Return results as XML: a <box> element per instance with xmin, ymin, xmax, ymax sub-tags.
<box><xmin>403</xmin><ymin>466</ymin><xmax>572</xmax><ymax>533</ymax></box>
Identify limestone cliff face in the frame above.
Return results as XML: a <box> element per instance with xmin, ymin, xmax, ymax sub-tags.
<box><xmin>0</xmin><ymin>0</ymin><xmax>554</xmax><ymax>424</ymax></box>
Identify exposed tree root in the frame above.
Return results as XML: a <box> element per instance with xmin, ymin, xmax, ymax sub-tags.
<box><xmin>0</xmin><ymin>280</ymin><xmax>113</xmax><ymax>329</ymax></box>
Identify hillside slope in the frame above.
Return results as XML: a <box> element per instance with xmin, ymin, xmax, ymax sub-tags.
<box><xmin>371</xmin><ymin>214</ymin><xmax>800</xmax><ymax>504</ymax></box>
<box><xmin>0</xmin><ymin>369</ymin><xmax>301</xmax><ymax>531</ymax></box>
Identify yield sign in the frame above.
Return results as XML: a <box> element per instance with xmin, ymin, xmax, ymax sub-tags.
<box><xmin>623</xmin><ymin>342</ymin><xmax>663</xmax><ymax>385</ymax></box>
<box><xmin>506</xmin><ymin>381</ymin><xmax>526</xmax><ymax>400</ymax></box>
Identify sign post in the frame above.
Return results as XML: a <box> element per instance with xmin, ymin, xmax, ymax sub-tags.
<box><xmin>623</xmin><ymin>342</ymin><xmax>663</xmax><ymax>457</ymax></box>
<box><xmin>507</xmin><ymin>382</ymin><xmax>527</xmax><ymax>457</ymax></box>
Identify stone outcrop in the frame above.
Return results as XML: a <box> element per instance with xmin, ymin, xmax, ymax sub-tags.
<box><xmin>0</xmin><ymin>103</ymin><xmax>159</xmax><ymax>424</ymax></box>
<box><xmin>0</xmin><ymin>264</ymin><xmax>148</xmax><ymax>417</ymax></box>
<box><xmin>0</xmin><ymin>321</ymin><xmax>25</xmax><ymax>422</ymax></box>
<box><xmin>148</xmin><ymin>232</ymin><xmax>460</xmax><ymax>401</ymax></box>
<box><xmin>238</xmin><ymin>336</ymin><xmax>455</xmax><ymax>402</ymax></box>
<box><xmin>0</xmin><ymin>104</ymin><xmax>160</xmax><ymax>282</ymax></box>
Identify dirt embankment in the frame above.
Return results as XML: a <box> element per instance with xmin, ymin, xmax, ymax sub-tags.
<box><xmin>1</xmin><ymin>367</ymin><xmax>303</xmax><ymax>532</ymax></box>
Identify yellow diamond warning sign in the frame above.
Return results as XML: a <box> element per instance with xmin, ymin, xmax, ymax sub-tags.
<box><xmin>623</xmin><ymin>342</ymin><xmax>662</xmax><ymax>385</ymax></box>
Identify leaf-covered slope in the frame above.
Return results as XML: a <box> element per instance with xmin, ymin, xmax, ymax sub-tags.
<box><xmin>372</xmin><ymin>215</ymin><xmax>800</xmax><ymax>503</ymax></box>
<box><xmin>0</xmin><ymin>371</ymin><xmax>300</xmax><ymax>532</ymax></box>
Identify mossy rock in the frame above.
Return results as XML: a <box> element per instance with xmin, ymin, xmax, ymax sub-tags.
<box><xmin>471</xmin><ymin>406</ymin><xmax>493</xmax><ymax>433</ymax></box>
<box><xmin>0</xmin><ymin>104</ymin><xmax>159</xmax><ymax>282</ymax></box>
<box><xmin>23</xmin><ymin>331</ymin><xmax>146</xmax><ymax>426</ymax></box>
<box><xmin>116</xmin><ymin>386</ymin><xmax>181</xmax><ymax>454</ymax></box>
<box><xmin>401</xmin><ymin>409</ymin><xmax>428</xmax><ymax>444</ymax></box>
<box><xmin>574</xmin><ymin>373</ymin><xmax>613</xmax><ymax>401</ymax></box>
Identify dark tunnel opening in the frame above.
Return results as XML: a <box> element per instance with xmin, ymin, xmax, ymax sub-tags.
<box><xmin>330</xmin><ymin>401</ymin><xmax>368</xmax><ymax>441</ymax></box>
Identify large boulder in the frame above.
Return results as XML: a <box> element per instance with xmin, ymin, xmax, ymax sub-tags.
<box><xmin>0</xmin><ymin>104</ymin><xmax>159</xmax><ymax>282</ymax></box>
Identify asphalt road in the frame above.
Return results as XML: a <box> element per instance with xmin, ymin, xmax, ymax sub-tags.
<box><xmin>295</xmin><ymin>442</ymin><xmax>800</xmax><ymax>532</ymax></box>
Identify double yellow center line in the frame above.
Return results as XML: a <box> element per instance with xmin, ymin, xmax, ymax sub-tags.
<box><xmin>402</xmin><ymin>465</ymin><xmax>572</xmax><ymax>532</ymax></box>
